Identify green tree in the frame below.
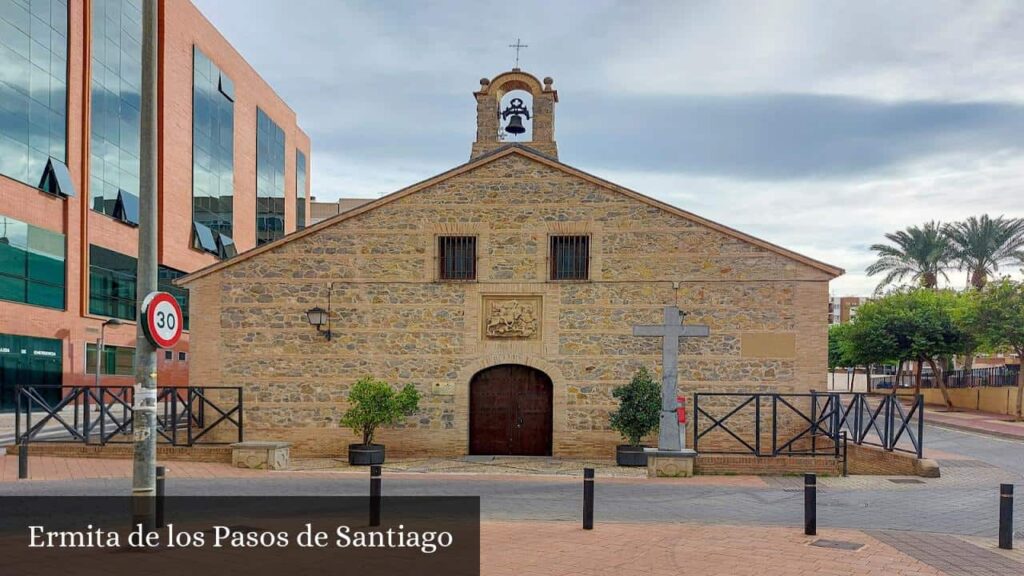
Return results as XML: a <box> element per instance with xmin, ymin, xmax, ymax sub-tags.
<box><xmin>828</xmin><ymin>324</ymin><xmax>846</xmax><ymax>372</ymax></box>
<box><xmin>970</xmin><ymin>280</ymin><xmax>1024</xmax><ymax>420</ymax></box>
<box><xmin>866</xmin><ymin>222</ymin><xmax>952</xmax><ymax>292</ymax></box>
<box><xmin>341</xmin><ymin>376</ymin><xmax>421</xmax><ymax>446</ymax></box>
<box><xmin>844</xmin><ymin>289</ymin><xmax>964</xmax><ymax>408</ymax></box>
<box><xmin>950</xmin><ymin>288</ymin><xmax>982</xmax><ymax>370</ymax></box>
<box><xmin>609</xmin><ymin>367</ymin><xmax>661</xmax><ymax>447</ymax></box>
<box><xmin>828</xmin><ymin>323</ymin><xmax>856</xmax><ymax>390</ymax></box>
<box><xmin>944</xmin><ymin>215</ymin><xmax>1024</xmax><ymax>290</ymax></box>
<box><xmin>841</xmin><ymin>308</ymin><xmax>897</xmax><ymax>393</ymax></box>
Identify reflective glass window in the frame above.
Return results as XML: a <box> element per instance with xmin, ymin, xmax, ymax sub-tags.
<box><xmin>88</xmin><ymin>244</ymin><xmax>136</xmax><ymax>320</ymax></box>
<box><xmin>85</xmin><ymin>342</ymin><xmax>135</xmax><ymax>375</ymax></box>
<box><xmin>157</xmin><ymin>265</ymin><xmax>189</xmax><ymax>330</ymax></box>
<box><xmin>192</xmin><ymin>46</ymin><xmax>234</xmax><ymax>246</ymax></box>
<box><xmin>89</xmin><ymin>0</ymin><xmax>141</xmax><ymax>216</ymax></box>
<box><xmin>192</xmin><ymin>221</ymin><xmax>217</xmax><ymax>253</ymax></box>
<box><xmin>0</xmin><ymin>0</ymin><xmax>68</xmax><ymax>187</ymax></box>
<box><xmin>0</xmin><ymin>214</ymin><xmax>65</xmax><ymax>309</ymax></box>
<box><xmin>295</xmin><ymin>149</ymin><xmax>307</xmax><ymax>230</ymax></box>
<box><xmin>113</xmin><ymin>189</ymin><xmax>138</xmax><ymax>225</ymax></box>
<box><xmin>256</xmin><ymin>108</ymin><xmax>285</xmax><ymax>246</ymax></box>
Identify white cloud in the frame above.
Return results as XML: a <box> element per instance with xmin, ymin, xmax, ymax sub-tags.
<box><xmin>589</xmin><ymin>150</ymin><xmax>1024</xmax><ymax>296</ymax></box>
<box><xmin>601</xmin><ymin>1</ymin><xmax>1024</xmax><ymax>102</ymax></box>
<box><xmin>192</xmin><ymin>0</ymin><xmax>1024</xmax><ymax>298</ymax></box>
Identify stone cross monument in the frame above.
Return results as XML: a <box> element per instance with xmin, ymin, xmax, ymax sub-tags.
<box><xmin>633</xmin><ymin>306</ymin><xmax>710</xmax><ymax>452</ymax></box>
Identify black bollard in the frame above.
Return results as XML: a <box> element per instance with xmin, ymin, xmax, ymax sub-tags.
<box><xmin>369</xmin><ymin>465</ymin><xmax>382</xmax><ymax>527</ymax></box>
<box><xmin>583</xmin><ymin>468</ymin><xmax>594</xmax><ymax>530</ymax></box>
<box><xmin>156</xmin><ymin>466</ymin><xmax>166</xmax><ymax>529</ymax></box>
<box><xmin>841</xmin><ymin>432</ymin><xmax>849</xmax><ymax>478</ymax></box>
<box><xmin>999</xmin><ymin>484</ymin><xmax>1013</xmax><ymax>550</ymax></box>
<box><xmin>18</xmin><ymin>438</ymin><xmax>28</xmax><ymax>480</ymax></box>
<box><xmin>804</xmin><ymin>473</ymin><xmax>816</xmax><ymax>536</ymax></box>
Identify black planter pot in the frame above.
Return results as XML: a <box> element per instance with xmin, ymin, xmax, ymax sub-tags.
<box><xmin>348</xmin><ymin>443</ymin><xmax>386</xmax><ymax>466</ymax></box>
<box><xmin>615</xmin><ymin>444</ymin><xmax>649</xmax><ymax>467</ymax></box>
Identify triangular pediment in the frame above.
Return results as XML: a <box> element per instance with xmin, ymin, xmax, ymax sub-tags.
<box><xmin>178</xmin><ymin>145</ymin><xmax>842</xmax><ymax>285</ymax></box>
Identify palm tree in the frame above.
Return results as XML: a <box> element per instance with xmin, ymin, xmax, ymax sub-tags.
<box><xmin>866</xmin><ymin>222</ymin><xmax>952</xmax><ymax>292</ymax></box>
<box><xmin>943</xmin><ymin>215</ymin><xmax>1024</xmax><ymax>290</ymax></box>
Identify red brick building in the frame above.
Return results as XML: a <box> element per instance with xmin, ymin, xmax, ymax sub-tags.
<box><xmin>0</xmin><ymin>0</ymin><xmax>309</xmax><ymax>409</ymax></box>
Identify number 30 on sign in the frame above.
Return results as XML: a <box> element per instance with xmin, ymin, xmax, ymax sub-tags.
<box><xmin>141</xmin><ymin>292</ymin><xmax>183</xmax><ymax>348</ymax></box>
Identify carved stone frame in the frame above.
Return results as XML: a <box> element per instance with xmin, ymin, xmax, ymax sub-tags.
<box><xmin>481</xmin><ymin>294</ymin><xmax>543</xmax><ymax>341</ymax></box>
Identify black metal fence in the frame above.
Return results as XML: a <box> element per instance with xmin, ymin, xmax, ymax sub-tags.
<box><xmin>828</xmin><ymin>393</ymin><xmax>923</xmax><ymax>458</ymax></box>
<box><xmin>693</xmin><ymin>392</ymin><xmax>842</xmax><ymax>458</ymax></box>
<box><xmin>14</xmin><ymin>385</ymin><xmax>243</xmax><ymax>446</ymax></box>
<box><xmin>693</xmin><ymin>392</ymin><xmax>924</xmax><ymax>459</ymax></box>
<box><xmin>875</xmin><ymin>365</ymin><xmax>1020</xmax><ymax>390</ymax></box>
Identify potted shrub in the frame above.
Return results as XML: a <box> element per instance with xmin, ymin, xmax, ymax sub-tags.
<box><xmin>341</xmin><ymin>376</ymin><xmax>421</xmax><ymax>465</ymax></box>
<box><xmin>609</xmin><ymin>367</ymin><xmax>661</xmax><ymax>466</ymax></box>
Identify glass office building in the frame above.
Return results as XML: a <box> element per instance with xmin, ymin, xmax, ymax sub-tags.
<box><xmin>0</xmin><ymin>0</ymin><xmax>309</xmax><ymax>396</ymax></box>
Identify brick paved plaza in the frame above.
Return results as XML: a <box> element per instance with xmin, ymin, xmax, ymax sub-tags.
<box><xmin>2</xmin><ymin>424</ymin><xmax>1022</xmax><ymax>575</ymax></box>
<box><xmin>481</xmin><ymin>522</ymin><xmax>947</xmax><ymax>576</ymax></box>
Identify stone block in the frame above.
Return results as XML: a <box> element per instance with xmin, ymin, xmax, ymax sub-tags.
<box><xmin>645</xmin><ymin>449</ymin><xmax>697</xmax><ymax>478</ymax></box>
<box><xmin>916</xmin><ymin>458</ymin><xmax>941</xmax><ymax>478</ymax></box>
<box><xmin>231</xmin><ymin>441</ymin><xmax>291</xmax><ymax>470</ymax></box>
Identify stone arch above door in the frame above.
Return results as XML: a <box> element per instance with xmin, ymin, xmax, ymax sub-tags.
<box><xmin>469</xmin><ymin>364</ymin><xmax>552</xmax><ymax>456</ymax></box>
<box><xmin>456</xmin><ymin>354</ymin><xmax>567</xmax><ymax>454</ymax></box>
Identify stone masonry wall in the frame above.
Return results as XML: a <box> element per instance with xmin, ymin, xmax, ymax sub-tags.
<box><xmin>189</xmin><ymin>152</ymin><xmax>834</xmax><ymax>458</ymax></box>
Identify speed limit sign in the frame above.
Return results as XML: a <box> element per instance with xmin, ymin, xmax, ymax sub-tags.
<box><xmin>141</xmin><ymin>291</ymin><xmax>183</xmax><ymax>348</ymax></box>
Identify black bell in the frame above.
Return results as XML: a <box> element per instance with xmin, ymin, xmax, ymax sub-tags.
<box><xmin>501</xmin><ymin>97</ymin><xmax>531</xmax><ymax>136</ymax></box>
<box><xmin>505</xmin><ymin>115</ymin><xmax>526</xmax><ymax>135</ymax></box>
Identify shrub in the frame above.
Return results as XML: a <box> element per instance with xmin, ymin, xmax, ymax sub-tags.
<box><xmin>609</xmin><ymin>367</ymin><xmax>661</xmax><ymax>447</ymax></box>
<box><xmin>340</xmin><ymin>376</ymin><xmax>420</xmax><ymax>446</ymax></box>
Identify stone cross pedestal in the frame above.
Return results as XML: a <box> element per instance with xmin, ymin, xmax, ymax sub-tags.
<box><xmin>633</xmin><ymin>306</ymin><xmax>710</xmax><ymax>452</ymax></box>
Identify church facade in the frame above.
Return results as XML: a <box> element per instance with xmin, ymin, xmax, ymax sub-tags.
<box><xmin>179</xmin><ymin>70</ymin><xmax>842</xmax><ymax>458</ymax></box>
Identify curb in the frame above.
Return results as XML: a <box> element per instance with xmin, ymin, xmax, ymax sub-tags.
<box><xmin>926</xmin><ymin>420</ymin><xmax>1024</xmax><ymax>442</ymax></box>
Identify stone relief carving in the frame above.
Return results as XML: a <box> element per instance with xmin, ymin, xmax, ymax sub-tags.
<box><xmin>485</xmin><ymin>299</ymin><xmax>539</xmax><ymax>339</ymax></box>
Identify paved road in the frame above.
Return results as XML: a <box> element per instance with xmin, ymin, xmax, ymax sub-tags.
<box><xmin>1</xmin><ymin>424</ymin><xmax>1021</xmax><ymax>538</ymax></box>
<box><xmin>926</xmin><ymin>422</ymin><xmax>1024</xmax><ymax>476</ymax></box>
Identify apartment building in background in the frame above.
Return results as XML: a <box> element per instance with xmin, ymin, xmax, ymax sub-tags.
<box><xmin>828</xmin><ymin>296</ymin><xmax>869</xmax><ymax>325</ymax></box>
<box><xmin>0</xmin><ymin>0</ymin><xmax>310</xmax><ymax>410</ymax></box>
<box><xmin>308</xmin><ymin>197</ymin><xmax>371</xmax><ymax>225</ymax></box>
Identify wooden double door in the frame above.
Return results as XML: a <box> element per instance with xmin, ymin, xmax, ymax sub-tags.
<box><xmin>469</xmin><ymin>364</ymin><xmax>553</xmax><ymax>456</ymax></box>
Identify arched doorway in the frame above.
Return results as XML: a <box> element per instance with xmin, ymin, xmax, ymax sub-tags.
<box><xmin>469</xmin><ymin>364</ymin><xmax>553</xmax><ymax>456</ymax></box>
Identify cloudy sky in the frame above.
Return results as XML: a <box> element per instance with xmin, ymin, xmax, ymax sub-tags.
<box><xmin>193</xmin><ymin>0</ymin><xmax>1024</xmax><ymax>295</ymax></box>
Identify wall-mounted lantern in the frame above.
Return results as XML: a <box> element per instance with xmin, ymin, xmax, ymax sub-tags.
<box><xmin>305</xmin><ymin>306</ymin><xmax>331</xmax><ymax>341</ymax></box>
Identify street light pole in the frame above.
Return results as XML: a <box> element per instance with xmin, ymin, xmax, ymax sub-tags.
<box><xmin>132</xmin><ymin>0</ymin><xmax>159</xmax><ymax>531</ymax></box>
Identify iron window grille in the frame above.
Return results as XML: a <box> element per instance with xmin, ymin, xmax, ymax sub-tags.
<box><xmin>438</xmin><ymin>236</ymin><xmax>477</xmax><ymax>281</ymax></box>
<box><xmin>550</xmin><ymin>235</ymin><xmax>590</xmax><ymax>281</ymax></box>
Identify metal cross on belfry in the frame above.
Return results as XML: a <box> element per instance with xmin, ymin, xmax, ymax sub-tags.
<box><xmin>509</xmin><ymin>38</ymin><xmax>528</xmax><ymax>68</ymax></box>
<box><xmin>633</xmin><ymin>306</ymin><xmax>710</xmax><ymax>451</ymax></box>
